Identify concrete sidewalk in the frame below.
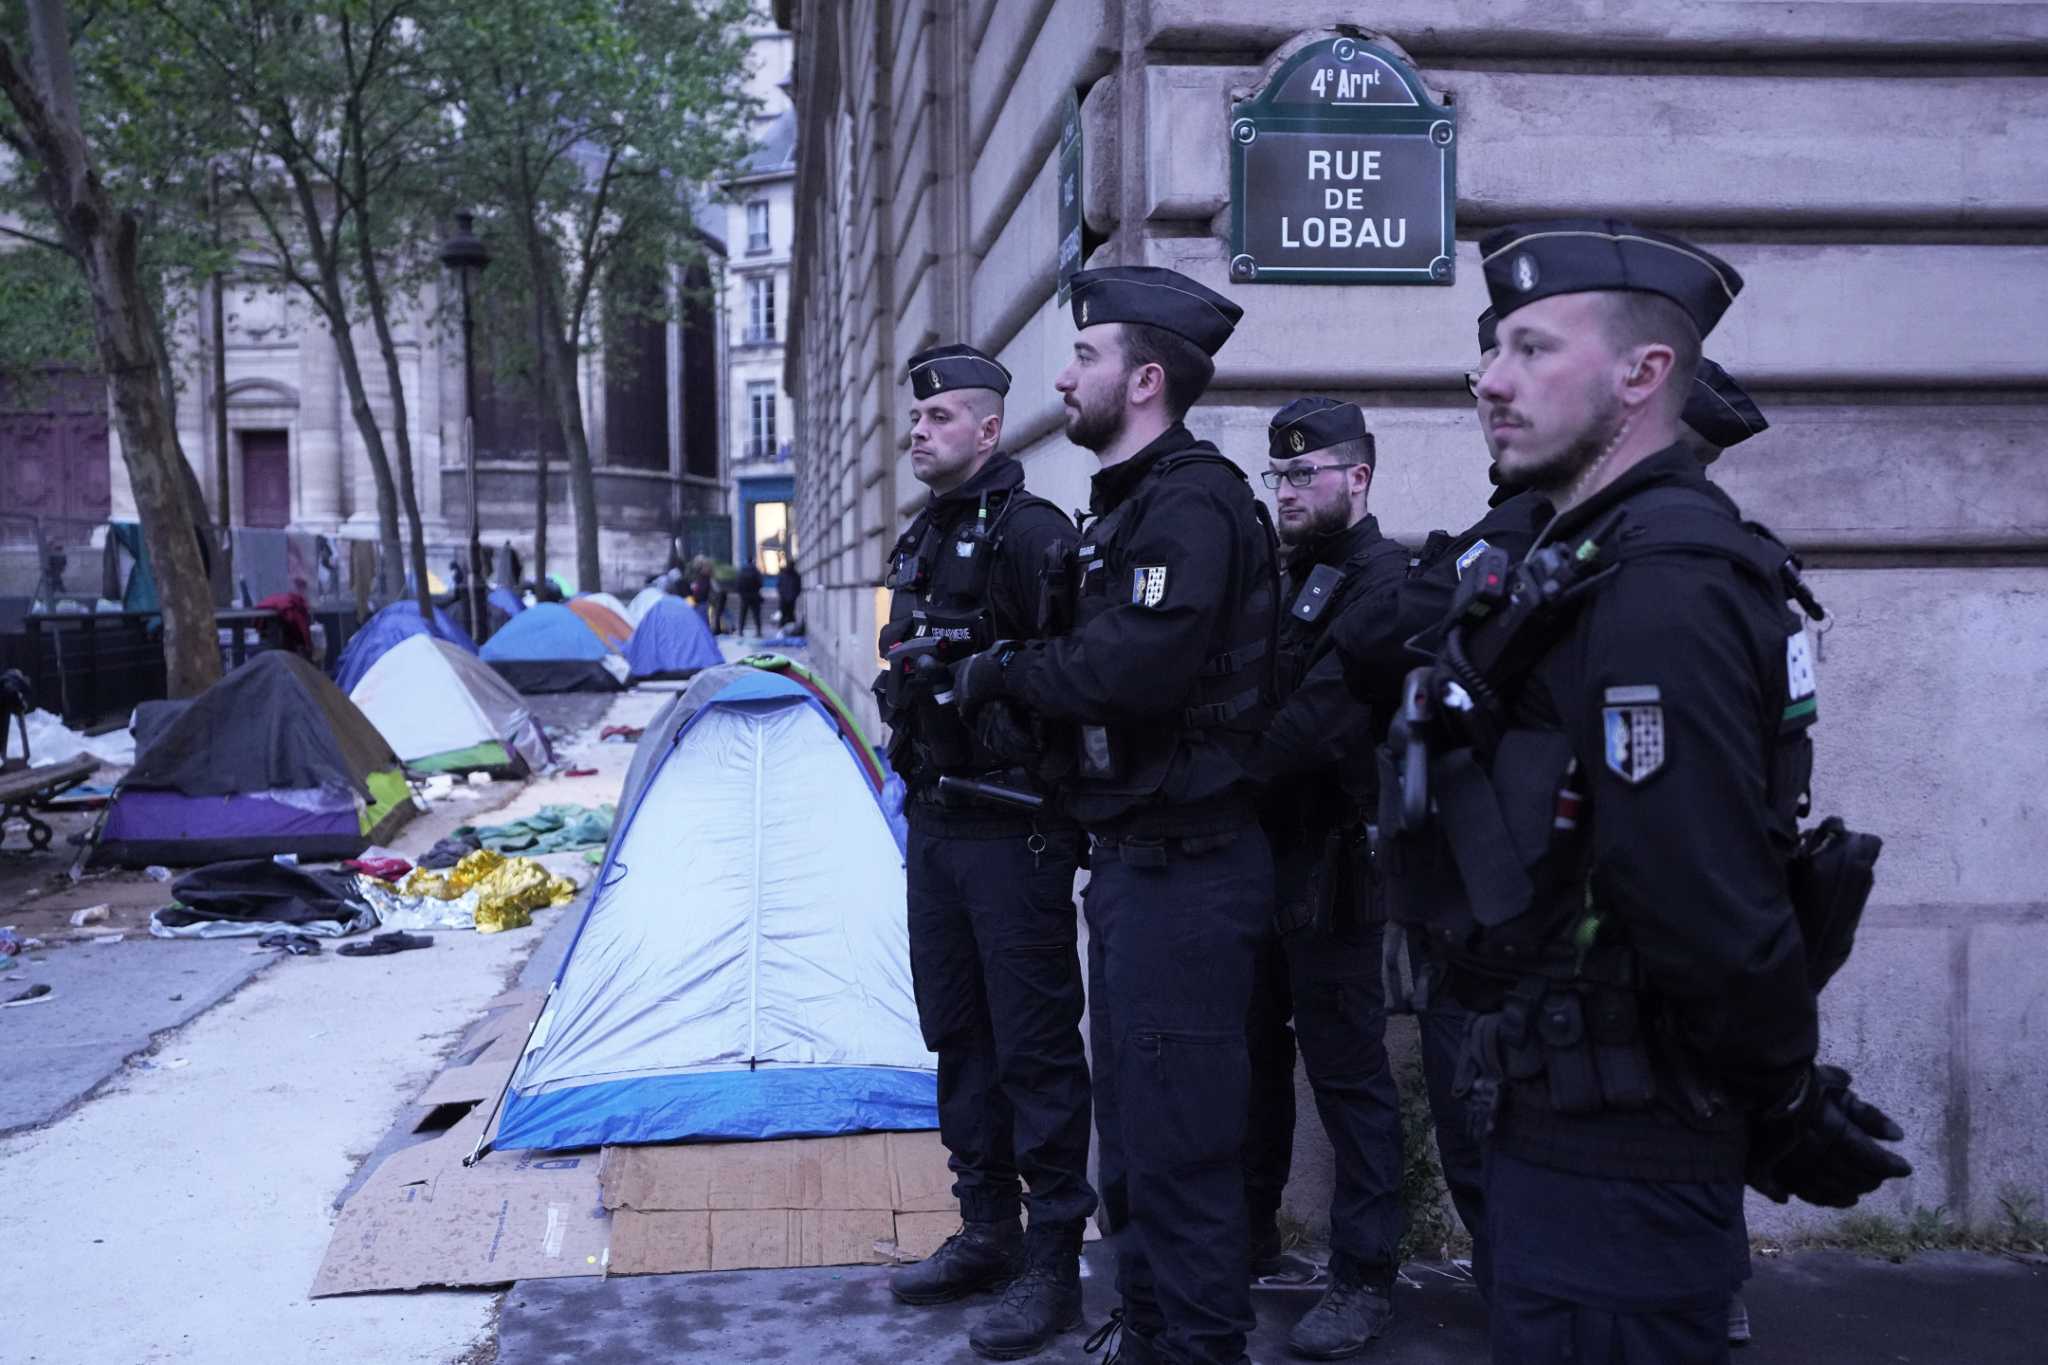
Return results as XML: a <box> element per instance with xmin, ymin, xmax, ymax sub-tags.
<box><xmin>0</xmin><ymin>688</ymin><xmax>663</xmax><ymax>1365</ymax></box>
<box><xmin>496</xmin><ymin>1244</ymin><xmax>2047</xmax><ymax>1364</ymax></box>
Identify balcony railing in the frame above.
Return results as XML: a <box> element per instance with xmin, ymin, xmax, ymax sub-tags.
<box><xmin>744</xmin><ymin>438</ymin><xmax>782</xmax><ymax>460</ymax></box>
<box><xmin>742</xmin><ymin>326</ymin><xmax>777</xmax><ymax>346</ymax></box>
<box><xmin>747</xmin><ymin>234</ymin><xmax>771</xmax><ymax>255</ymax></box>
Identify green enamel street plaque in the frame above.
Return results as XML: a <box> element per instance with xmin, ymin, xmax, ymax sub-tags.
<box><xmin>1228</xmin><ymin>37</ymin><xmax>1456</xmax><ymax>285</ymax></box>
<box><xmin>1057</xmin><ymin>89</ymin><xmax>1084</xmax><ymax>305</ymax></box>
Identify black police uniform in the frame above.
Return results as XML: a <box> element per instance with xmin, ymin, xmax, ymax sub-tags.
<box><xmin>874</xmin><ymin>350</ymin><xmax>1094</xmax><ymax>1267</ymax></box>
<box><xmin>956</xmin><ymin>264</ymin><xmax>1277</xmax><ymax>1365</ymax></box>
<box><xmin>876</xmin><ymin>453</ymin><xmax>1093</xmax><ymax>1239</ymax></box>
<box><xmin>1240</xmin><ymin>402</ymin><xmax>1413</xmax><ymax>1316</ymax></box>
<box><xmin>1382</xmin><ymin>222</ymin><xmax>1839</xmax><ymax>1364</ymax></box>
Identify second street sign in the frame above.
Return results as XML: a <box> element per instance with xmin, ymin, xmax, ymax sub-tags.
<box><xmin>1229</xmin><ymin>37</ymin><xmax>1456</xmax><ymax>285</ymax></box>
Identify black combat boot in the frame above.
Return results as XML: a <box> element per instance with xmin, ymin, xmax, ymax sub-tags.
<box><xmin>1286</xmin><ymin>1253</ymin><xmax>1393</xmax><ymax>1360</ymax></box>
<box><xmin>968</xmin><ymin>1221</ymin><xmax>1084</xmax><ymax>1359</ymax></box>
<box><xmin>890</xmin><ymin>1217</ymin><xmax>1023</xmax><ymax>1306</ymax></box>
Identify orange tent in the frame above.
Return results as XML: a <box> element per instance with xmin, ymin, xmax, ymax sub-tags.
<box><xmin>566</xmin><ymin>598</ymin><xmax>633</xmax><ymax>651</ymax></box>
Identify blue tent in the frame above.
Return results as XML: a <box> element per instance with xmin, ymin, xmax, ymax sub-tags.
<box><xmin>333</xmin><ymin>600</ymin><xmax>478</xmax><ymax>694</ymax></box>
<box><xmin>485</xmin><ymin>667</ymin><xmax>931</xmax><ymax>1154</ymax></box>
<box><xmin>624</xmin><ymin>595</ymin><xmax>723</xmax><ymax>681</ymax></box>
<box><xmin>486</xmin><ymin>585</ymin><xmax>525</xmax><ymax>618</ymax></box>
<box><xmin>480</xmin><ymin>601</ymin><xmax>620</xmax><ymax>692</ymax></box>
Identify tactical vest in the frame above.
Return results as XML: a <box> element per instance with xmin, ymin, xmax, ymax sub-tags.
<box><xmin>876</xmin><ymin>483</ymin><xmax>1059</xmax><ymax>790</ymax></box>
<box><xmin>1277</xmin><ymin>529</ymin><xmax>1412</xmax><ymax>696</ymax></box>
<box><xmin>1062</xmin><ymin>449</ymin><xmax>1279</xmax><ymax>829</ymax></box>
<box><xmin>1383</xmin><ymin>483</ymin><xmax>1817</xmax><ymax>978</ymax></box>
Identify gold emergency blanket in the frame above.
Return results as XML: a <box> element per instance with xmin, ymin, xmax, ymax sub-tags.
<box><xmin>387</xmin><ymin>850</ymin><xmax>578</xmax><ymax>933</ymax></box>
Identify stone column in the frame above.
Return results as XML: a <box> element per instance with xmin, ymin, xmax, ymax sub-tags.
<box><xmin>297</xmin><ymin>317</ymin><xmax>346</xmax><ymax>532</ymax></box>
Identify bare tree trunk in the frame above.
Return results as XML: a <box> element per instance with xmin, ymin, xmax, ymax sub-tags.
<box><xmin>307</xmin><ymin>249</ymin><xmax>406</xmax><ymax>603</ymax></box>
<box><xmin>530</xmin><ymin>286</ymin><xmax>550</xmax><ymax>582</ymax></box>
<box><xmin>2</xmin><ymin>6</ymin><xmax>220</xmax><ymax>696</ymax></box>
<box><xmin>351</xmin><ymin>234</ymin><xmax>433</xmax><ymax>623</ymax></box>
<box><xmin>540</xmin><ymin>330</ymin><xmax>601</xmax><ymax>593</ymax></box>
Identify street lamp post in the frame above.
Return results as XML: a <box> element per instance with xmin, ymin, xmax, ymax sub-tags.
<box><xmin>439</xmin><ymin>212</ymin><xmax>491</xmax><ymax>641</ymax></box>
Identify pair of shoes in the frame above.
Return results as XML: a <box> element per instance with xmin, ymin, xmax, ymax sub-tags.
<box><xmin>1727</xmin><ymin>1292</ymin><xmax>1753</xmax><ymax>1346</ymax></box>
<box><xmin>1287</xmin><ymin>1257</ymin><xmax>1393</xmax><ymax>1360</ymax></box>
<box><xmin>338</xmin><ymin>930</ymin><xmax>434</xmax><ymax>957</ymax></box>
<box><xmin>968</xmin><ymin>1222</ymin><xmax>1084</xmax><ymax>1360</ymax></box>
<box><xmin>889</xmin><ymin>1218</ymin><xmax>1021</xmax><ymax>1306</ymax></box>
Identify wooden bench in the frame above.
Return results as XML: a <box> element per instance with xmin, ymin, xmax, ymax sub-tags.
<box><xmin>0</xmin><ymin>755</ymin><xmax>99</xmax><ymax>854</ymax></box>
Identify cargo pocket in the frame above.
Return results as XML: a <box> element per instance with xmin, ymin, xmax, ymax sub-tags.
<box><xmin>1126</xmin><ymin>1029</ymin><xmax>1247</xmax><ymax>1173</ymax></box>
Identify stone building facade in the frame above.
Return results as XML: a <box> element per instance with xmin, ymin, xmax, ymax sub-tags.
<box><xmin>779</xmin><ymin>0</ymin><xmax>2048</xmax><ymax>1239</ymax></box>
<box><xmin>107</xmin><ymin>237</ymin><xmax>726</xmax><ymax>597</ymax></box>
<box><xmin>724</xmin><ymin>24</ymin><xmax>801</xmax><ymax>577</ymax></box>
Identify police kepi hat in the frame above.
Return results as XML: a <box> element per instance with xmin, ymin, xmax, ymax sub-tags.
<box><xmin>1066</xmin><ymin>265</ymin><xmax>1242</xmax><ymax>356</ymax></box>
<box><xmin>1479</xmin><ymin>218</ymin><xmax>1743</xmax><ymax>339</ymax></box>
<box><xmin>1476</xmin><ymin>306</ymin><xmax>1498</xmax><ymax>355</ymax></box>
<box><xmin>1683</xmin><ymin>358</ymin><xmax>1768</xmax><ymax>449</ymax></box>
<box><xmin>905</xmin><ymin>343</ymin><xmax>1010</xmax><ymax>398</ymax></box>
<box><xmin>1269</xmin><ymin>397</ymin><xmax>1374</xmax><ymax>466</ymax></box>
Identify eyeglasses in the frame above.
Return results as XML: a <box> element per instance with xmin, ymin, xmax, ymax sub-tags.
<box><xmin>1261</xmin><ymin>461</ymin><xmax>1364</xmax><ymax>490</ymax></box>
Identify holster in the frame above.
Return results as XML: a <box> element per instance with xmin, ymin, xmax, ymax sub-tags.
<box><xmin>1787</xmin><ymin>815</ymin><xmax>1882</xmax><ymax>991</ymax></box>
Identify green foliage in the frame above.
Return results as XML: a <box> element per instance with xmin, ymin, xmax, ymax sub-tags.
<box><xmin>1396</xmin><ymin>1057</ymin><xmax>1470</xmax><ymax>1263</ymax></box>
<box><xmin>0</xmin><ymin>249</ymin><xmax>97</xmax><ymax>375</ymax></box>
<box><xmin>1800</xmin><ymin>1190</ymin><xmax>2048</xmax><ymax>1262</ymax></box>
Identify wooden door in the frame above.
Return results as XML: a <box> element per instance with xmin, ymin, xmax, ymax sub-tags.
<box><xmin>240</xmin><ymin>429</ymin><xmax>291</xmax><ymax>528</ymax></box>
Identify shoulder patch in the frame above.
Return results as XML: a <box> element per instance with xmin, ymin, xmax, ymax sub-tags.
<box><xmin>1602</xmin><ymin>693</ymin><xmax>1666</xmax><ymax>785</ymax></box>
<box><xmin>1132</xmin><ymin>564</ymin><xmax>1168</xmax><ymax>608</ymax></box>
<box><xmin>1455</xmin><ymin>538</ymin><xmax>1490</xmax><ymax>575</ymax></box>
<box><xmin>1784</xmin><ymin>629</ymin><xmax>1818</xmax><ymax>720</ymax></box>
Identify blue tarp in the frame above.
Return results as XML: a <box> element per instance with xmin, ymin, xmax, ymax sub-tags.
<box><xmin>624</xmin><ymin>595</ymin><xmax>723</xmax><ymax>679</ymax></box>
<box><xmin>487</xmin><ymin>585</ymin><xmax>525</xmax><ymax>618</ymax></box>
<box><xmin>332</xmin><ymin>600</ymin><xmax>478</xmax><ymax>693</ymax></box>
<box><xmin>480</xmin><ymin>601</ymin><xmax>608</xmax><ymax>662</ymax></box>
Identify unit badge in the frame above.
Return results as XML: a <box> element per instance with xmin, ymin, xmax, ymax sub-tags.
<box><xmin>1455</xmin><ymin>538</ymin><xmax>1490</xmax><ymax>576</ymax></box>
<box><xmin>1289</xmin><ymin>429</ymin><xmax>1306</xmax><ymax>453</ymax></box>
<box><xmin>1602</xmin><ymin>684</ymin><xmax>1665</xmax><ymax>784</ymax></box>
<box><xmin>1132</xmin><ymin>564</ymin><xmax>1168</xmax><ymax>608</ymax></box>
<box><xmin>1512</xmin><ymin>253</ymin><xmax>1540</xmax><ymax>292</ymax></box>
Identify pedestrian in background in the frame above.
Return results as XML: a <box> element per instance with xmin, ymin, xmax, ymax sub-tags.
<box><xmin>735</xmin><ymin>560</ymin><xmax>765</xmax><ymax>635</ymax></box>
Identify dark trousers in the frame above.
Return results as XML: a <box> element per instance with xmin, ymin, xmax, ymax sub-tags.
<box><xmin>1088</xmin><ymin>828</ymin><xmax>1272</xmax><ymax>1365</ymax></box>
<box><xmin>1485</xmin><ymin>1150</ymin><xmax>1746</xmax><ymax>1365</ymax></box>
<box><xmin>737</xmin><ymin>595</ymin><xmax>764</xmax><ymax>634</ymax></box>
<box><xmin>778</xmin><ymin>592</ymin><xmax>800</xmax><ymax>628</ymax></box>
<box><xmin>905</xmin><ymin>826</ymin><xmax>1095</xmax><ymax>1226</ymax></box>
<box><xmin>1242</xmin><ymin>917</ymin><xmax>1403</xmax><ymax>1283</ymax></box>
<box><xmin>1412</xmin><ymin>961</ymin><xmax>1488</xmax><ymax>1287</ymax></box>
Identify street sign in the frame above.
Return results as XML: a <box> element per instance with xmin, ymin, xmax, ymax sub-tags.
<box><xmin>1057</xmin><ymin>89</ymin><xmax>1083</xmax><ymax>304</ymax></box>
<box><xmin>1228</xmin><ymin>37</ymin><xmax>1456</xmax><ymax>285</ymax></box>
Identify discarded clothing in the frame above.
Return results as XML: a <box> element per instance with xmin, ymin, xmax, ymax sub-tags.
<box><xmin>343</xmin><ymin>856</ymin><xmax>412</xmax><ymax>881</ymax></box>
<box><xmin>417</xmin><ymin>832</ymin><xmax>482</xmax><ymax>870</ymax></box>
<box><xmin>457</xmin><ymin>803</ymin><xmax>614</xmax><ymax>855</ymax></box>
<box><xmin>151</xmin><ymin>859</ymin><xmax>374</xmax><ymax>939</ymax></box>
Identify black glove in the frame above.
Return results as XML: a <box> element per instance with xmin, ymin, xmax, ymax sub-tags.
<box><xmin>950</xmin><ymin>643</ymin><xmax>1015</xmax><ymax>715</ymax></box>
<box><xmin>1747</xmin><ymin>1064</ymin><xmax>1912</xmax><ymax>1208</ymax></box>
<box><xmin>973</xmin><ymin>699</ymin><xmax>1038</xmax><ymax>765</ymax></box>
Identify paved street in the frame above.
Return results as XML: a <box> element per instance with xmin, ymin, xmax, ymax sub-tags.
<box><xmin>495</xmin><ymin>1245</ymin><xmax>2048</xmax><ymax>1364</ymax></box>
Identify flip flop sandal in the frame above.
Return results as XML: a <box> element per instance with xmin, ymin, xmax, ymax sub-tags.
<box><xmin>338</xmin><ymin>931</ymin><xmax>435</xmax><ymax>957</ymax></box>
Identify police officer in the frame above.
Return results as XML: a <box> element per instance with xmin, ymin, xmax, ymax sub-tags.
<box><xmin>1378</xmin><ymin>220</ymin><xmax>1911</xmax><ymax>1363</ymax></box>
<box><xmin>1237</xmin><ymin>398</ymin><xmax>1411</xmax><ymax>1358</ymax></box>
<box><xmin>874</xmin><ymin>344</ymin><xmax>1096</xmax><ymax>1360</ymax></box>
<box><xmin>952</xmin><ymin>266</ymin><xmax>1276</xmax><ymax>1365</ymax></box>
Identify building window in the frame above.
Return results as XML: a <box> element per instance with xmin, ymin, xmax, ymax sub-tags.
<box><xmin>745</xmin><ymin>275</ymin><xmax>776</xmax><ymax>345</ymax></box>
<box><xmin>747</xmin><ymin>381</ymin><xmax>778</xmax><ymax>460</ymax></box>
<box><xmin>746</xmin><ymin>199</ymin><xmax>771</xmax><ymax>254</ymax></box>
